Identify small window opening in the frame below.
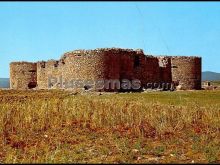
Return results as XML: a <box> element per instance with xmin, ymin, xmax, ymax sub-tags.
<box><xmin>29</xmin><ymin>70</ymin><xmax>36</xmax><ymax>73</ymax></box>
<box><xmin>76</xmin><ymin>54</ymin><xmax>82</xmax><ymax>57</ymax></box>
<box><xmin>134</xmin><ymin>56</ymin><xmax>140</xmax><ymax>68</ymax></box>
<box><xmin>54</xmin><ymin>61</ymin><xmax>59</xmax><ymax>67</ymax></box>
<box><xmin>41</xmin><ymin>62</ymin><xmax>46</xmax><ymax>68</ymax></box>
<box><xmin>61</xmin><ymin>59</ymin><xmax>65</xmax><ymax>65</ymax></box>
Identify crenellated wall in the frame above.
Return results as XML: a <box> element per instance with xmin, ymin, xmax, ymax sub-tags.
<box><xmin>9</xmin><ymin>48</ymin><xmax>202</xmax><ymax>91</ymax></box>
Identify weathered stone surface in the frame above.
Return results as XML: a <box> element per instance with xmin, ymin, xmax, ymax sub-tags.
<box><xmin>9</xmin><ymin>48</ymin><xmax>202</xmax><ymax>91</ymax></box>
<box><xmin>171</xmin><ymin>56</ymin><xmax>201</xmax><ymax>90</ymax></box>
<box><xmin>10</xmin><ymin>62</ymin><xmax>37</xmax><ymax>90</ymax></box>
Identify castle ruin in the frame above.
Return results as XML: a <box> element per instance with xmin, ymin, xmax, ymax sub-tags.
<box><xmin>10</xmin><ymin>48</ymin><xmax>202</xmax><ymax>91</ymax></box>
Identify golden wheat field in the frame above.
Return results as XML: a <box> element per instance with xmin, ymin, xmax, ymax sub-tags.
<box><xmin>0</xmin><ymin>89</ymin><xmax>220</xmax><ymax>163</ymax></box>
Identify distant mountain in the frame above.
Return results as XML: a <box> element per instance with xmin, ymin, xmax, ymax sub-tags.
<box><xmin>0</xmin><ymin>78</ymin><xmax>10</xmax><ymax>88</ymax></box>
<box><xmin>202</xmin><ymin>71</ymin><xmax>220</xmax><ymax>81</ymax></box>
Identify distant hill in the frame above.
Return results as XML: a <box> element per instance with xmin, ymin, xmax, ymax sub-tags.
<box><xmin>202</xmin><ymin>71</ymin><xmax>220</xmax><ymax>81</ymax></box>
<box><xmin>0</xmin><ymin>78</ymin><xmax>10</xmax><ymax>88</ymax></box>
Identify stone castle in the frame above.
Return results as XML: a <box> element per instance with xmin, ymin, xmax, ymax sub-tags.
<box><xmin>10</xmin><ymin>48</ymin><xmax>202</xmax><ymax>91</ymax></box>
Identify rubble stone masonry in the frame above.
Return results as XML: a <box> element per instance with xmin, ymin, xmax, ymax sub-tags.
<box><xmin>10</xmin><ymin>62</ymin><xmax>37</xmax><ymax>90</ymax></box>
<box><xmin>9</xmin><ymin>48</ymin><xmax>202</xmax><ymax>91</ymax></box>
<box><xmin>171</xmin><ymin>56</ymin><xmax>202</xmax><ymax>90</ymax></box>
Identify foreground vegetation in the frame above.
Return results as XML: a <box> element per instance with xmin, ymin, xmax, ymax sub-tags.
<box><xmin>211</xmin><ymin>81</ymin><xmax>220</xmax><ymax>86</ymax></box>
<box><xmin>0</xmin><ymin>89</ymin><xmax>220</xmax><ymax>163</ymax></box>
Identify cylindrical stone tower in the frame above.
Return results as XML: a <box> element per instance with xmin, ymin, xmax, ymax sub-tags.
<box><xmin>10</xmin><ymin>62</ymin><xmax>37</xmax><ymax>90</ymax></box>
<box><xmin>171</xmin><ymin>56</ymin><xmax>202</xmax><ymax>90</ymax></box>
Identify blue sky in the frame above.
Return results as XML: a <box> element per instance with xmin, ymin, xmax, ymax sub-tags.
<box><xmin>0</xmin><ymin>2</ymin><xmax>220</xmax><ymax>78</ymax></box>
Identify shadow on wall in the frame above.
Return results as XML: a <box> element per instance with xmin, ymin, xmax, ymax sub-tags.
<box><xmin>28</xmin><ymin>82</ymin><xmax>37</xmax><ymax>89</ymax></box>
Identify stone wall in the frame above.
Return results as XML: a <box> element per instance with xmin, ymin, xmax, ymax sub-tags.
<box><xmin>37</xmin><ymin>60</ymin><xmax>63</xmax><ymax>89</ymax></box>
<box><xmin>157</xmin><ymin>56</ymin><xmax>172</xmax><ymax>83</ymax></box>
<box><xmin>35</xmin><ymin>48</ymin><xmax>162</xmax><ymax>91</ymax></box>
<box><xmin>61</xmin><ymin>49</ymin><xmax>107</xmax><ymax>91</ymax></box>
<box><xmin>10</xmin><ymin>62</ymin><xmax>37</xmax><ymax>90</ymax></box>
<box><xmin>137</xmin><ymin>56</ymin><xmax>160</xmax><ymax>85</ymax></box>
<box><xmin>60</xmin><ymin>48</ymin><xmax>148</xmax><ymax>91</ymax></box>
<box><xmin>9</xmin><ymin>48</ymin><xmax>202</xmax><ymax>91</ymax></box>
<box><xmin>171</xmin><ymin>56</ymin><xmax>202</xmax><ymax>90</ymax></box>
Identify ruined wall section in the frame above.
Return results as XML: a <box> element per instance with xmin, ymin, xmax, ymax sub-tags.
<box><xmin>35</xmin><ymin>48</ymin><xmax>173</xmax><ymax>91</ymax></box>
<box><xmin>103</xmin><ymin>49</ymin><xmax>162</xmax><ymax>88</ymax></box>
<box><xmin>61</xmin><ymin>48</ymin><xmax>142</xmax><ymax>91</ymax></box>
<box><xmin>139</xmin><ymin>55</ymin><xmax>161</xmax><ymax>85</ymax></box>
<box><xmin>10</xmin><ymin>48</ymin><xmax>202</xmax><ymax>91</ymax></box>
<box><xmin>105</xmin><ymin>48</ymin><xmax>130</xmax><ymax>80</ymax></box>
<box><xmin>37</xmin><ymin>48</ymin><xmax>158</xmax><ymax>91</ymax></box>
<box><xmin>171</xmin><ymin>56</ymin><xmax>201</xmax><ymax>90</ymax></box>
<box><xmin>103</xmin><ymin>48</ymin><xmax>145</xmax><ymax>91</ymax></box>
<box><xmin>157</xmin><ymin>56</ymin><xmax>172</xmax><ymax>83</ymax></box>
<box><xmin>37</xmin><ymin>60</ymin><xmax>63</xmax><ymax>89</ymax></box>
<box><xmin>91</xmin><ymin>48</ymin><xmax>162</xmax><ymax>90</ymax></box>
<box><xmin>119</xmin><ymin>49</ymin><xmax>144</xmax><ymax>82</ymax></box>
<box><xmin>10</xmin><ymin>62</ymin><xmax>37</xmax><ymax>89</ymax></box>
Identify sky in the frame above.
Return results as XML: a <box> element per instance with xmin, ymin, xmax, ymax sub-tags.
<box><xmin>0</xmin><ymin>2</ymin><xmax>220</xmax><ymax>78</ymax></box>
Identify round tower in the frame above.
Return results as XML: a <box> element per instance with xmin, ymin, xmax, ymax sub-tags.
<box><xmin>171</xmin><ymin>56</ymin><xmax>201</xmax><ymax>90</ymax></box>
<box><xmin>10</xmin><ymin>62</ymin><xmax>37</xmax><ymax>90</ymax></box>
<box><xmin>60</xmin><ymin>48</ymin><xmax>120</xmax><ymax>91</ymax></box>
<box><xmin>57</xmin><ymin>48</ymin><xmax>145</xmax><ymax>91</ymax></box>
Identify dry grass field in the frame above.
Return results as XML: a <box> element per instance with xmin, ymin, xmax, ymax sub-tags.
<box><xmin>211</xmin><ymin>81</ymin><xmax>220</xmax><ymax>87</ymax></box>
<box><xmin>0</xmin><ymin>89</ymin><xmax>220</xmax><ymax>163</ymax></box>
